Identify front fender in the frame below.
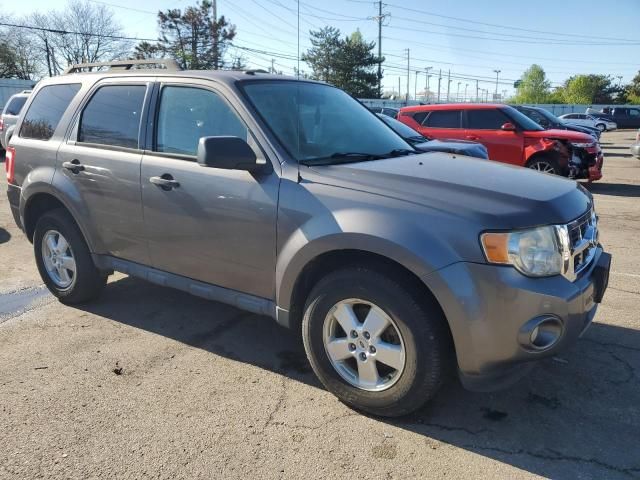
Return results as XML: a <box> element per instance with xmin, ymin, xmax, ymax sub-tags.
<box><xmin>275</xmin><ymin>204</ymin><xmax>463</xmax><ymax>312</ymax></box>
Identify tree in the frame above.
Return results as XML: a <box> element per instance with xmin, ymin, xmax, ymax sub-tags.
<box><xmin>142</xmin><ymin>0</ymin><xmax>236</xmax><ymax>70</ymax></box>
<box><xmin>561</xmin><ymin>74</ymin><xmax>619</xmax><ymax>104</ymax></box>
<box><xmin>624</xmin><ymin>71</ymin><xmax>640</xmax><ymax>104</ymax></box>
<box><xmin>512</xmin><ymin>64</ymin><xmax>551</xmax><ymax>103</ymax></box>
<box><xmin>0</xmin><ymin>37</ymin><xmax>39</xmax><ymax>79</ymax></box>
<box><xmin>302</xmin><ymin>27</ymin><xmax>381</xmax><ymax>97</ymax></box>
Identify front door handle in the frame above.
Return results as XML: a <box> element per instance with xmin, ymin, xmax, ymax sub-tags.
<box><xmin>62</xmin><ymin>159</ymin><xmax>84</xmax><ymax>173</ymax></box>
<box><xmin>150</xmin><ymin>174</ymin><xmax>180</xmax><ymax>190</ymax></box>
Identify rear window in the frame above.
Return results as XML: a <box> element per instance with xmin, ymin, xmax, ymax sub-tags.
<box><xmin>424</xmin><ymin>110</ymin><xmax>461</xmax><ymax>128</ymax></box>
<box><xmin>78</xmin><ymin>85</ymin><xmax>147</xmax><ymax>149</ymax></box>
<box><xmin>4</xmin><ymin>96</ymin><xmax>27</xmax><ymax>116</ymax></box>
<box><xmin>20</xmin><ymin>84</ymin><xmax>81</xmax><ymax>140</ymax></box>
<box><xmin>466</xmin><ymin>109</ymin><xmax>511</xmax><ymax>129</ymax></box>
<box><xmin>412</xmin><ymin>112</ymin><xmax>428</xmax><ymax>125</ymax></box>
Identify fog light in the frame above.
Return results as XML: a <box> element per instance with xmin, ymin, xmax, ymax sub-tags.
<box><xmin>518</xmin><ymin>316</ymin><xmax>564</xmax><ymax>351</ymax></box>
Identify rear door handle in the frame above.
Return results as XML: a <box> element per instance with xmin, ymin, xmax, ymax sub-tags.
<box><xmin>150</xmin><ymin>175</ymin><xmax>180</xmax><ymax>190</ymax></box>
<box><xmin>62</xmin><ymin>160</ymin><xmax>84</xmax><ymax>173</ymax></box>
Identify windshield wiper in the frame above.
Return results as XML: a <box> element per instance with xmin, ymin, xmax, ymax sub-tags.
<box><xmin>386</xmin><ymin>148</ymin><xmax>417</xmax><ymax>156</ymax></box>
<box><xmin>300</xmin><ymin>152</ymin><xmax>385</xmax><ymax>166</ymax></box>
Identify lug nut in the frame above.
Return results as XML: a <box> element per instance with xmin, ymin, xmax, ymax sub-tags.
<box><xmin>348</xmin><ymin>343</ymin><xmax>356</xmax><ymax>352</ymax></box>
<box><xmin>359</xmin><ymin>352</ymin><xmax>367</xmax><ymax>361</ymax></box>
<box><xmin>350</xmin><ymin>330</ymin><xmax>358</xmax><ymax>338</ymax></box>
<box><xmin>363</xmin><ymin>331</ymin><xmax>370</xmax><ymax>340</ymax></box>
<box><xmin>369</xmin><ymin>346</ymin><xmax>376</xmax><ymax>354</ymax></box>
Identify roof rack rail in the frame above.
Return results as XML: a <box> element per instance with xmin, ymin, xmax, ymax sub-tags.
<box><xmin>63</xmin><ymin>59</ymin><xmax>182</xmax><ymax>74</ymax></box>
<box><xmin>244</xmin><ymin>69</ymin><xmax>269</xmax><ymax>75</ymax></box>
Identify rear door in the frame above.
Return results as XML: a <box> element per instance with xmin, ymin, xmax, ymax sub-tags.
<box><xmin>625</xmin><ymin>108</ymin><xmax>640</xmax><ymax>128</ymax></box>
<box><xmin>417</xmin><ymin>109</ymin><xmax>466</xmax><ymax>140</ymax></box>
<box><xmin>464</xmin><ymin>108</ymin><xmax>524</xmax><ymax>164</ymax></box>
<box><xmin>57</xmin><ymin>80</ymin><xmax>151</xmax><ymax>263</ymax></box>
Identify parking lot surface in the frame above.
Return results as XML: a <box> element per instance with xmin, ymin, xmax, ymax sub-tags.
<box><xmin>1</xmin><ymin>130</ymin><xmax>639</xmax><ymax>479</ymax></box>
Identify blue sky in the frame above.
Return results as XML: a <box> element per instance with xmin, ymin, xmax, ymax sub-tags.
<box><xmin>11</xmin><ymin>0</ymin><xmax>640</xmax><ymax>97</ymax></box>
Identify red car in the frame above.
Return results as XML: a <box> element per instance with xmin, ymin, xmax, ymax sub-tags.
<box><xmin>398</xmin><ymin>103</ymin><xmax>603</xmax><ymax>181</ymax></box>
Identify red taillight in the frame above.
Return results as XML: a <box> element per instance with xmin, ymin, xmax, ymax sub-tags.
<box><xmin>5</xmin><ymin>146</ymin><xmax>15</xmax><ymax>184</ymax></box>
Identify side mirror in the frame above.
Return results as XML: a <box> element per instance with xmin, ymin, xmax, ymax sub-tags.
<box><xmin>197</xmin><ymin>136</ymin><xmax>259</xmax><ymax>171</ymax></box>
<box><xmin>501</xmin><ymin>122</ymin><xmax>516</xmax><ymax>131</ymax></box>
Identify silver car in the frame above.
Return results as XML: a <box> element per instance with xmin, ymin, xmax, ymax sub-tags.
<box><xmin>0</xmin><ymin>90</ymin><xmax>31</xmax><ymax>149</ymax></box>
<box><xmin>5</xmin><ymin>60</ymin><xmax>611</xmax><ymax>417</ymax></box>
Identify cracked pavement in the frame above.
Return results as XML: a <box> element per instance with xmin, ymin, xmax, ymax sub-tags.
<box><xmin>1</xmin><ymin>130</ymin><xmax>639</xmax><ymax>479</ymax></box>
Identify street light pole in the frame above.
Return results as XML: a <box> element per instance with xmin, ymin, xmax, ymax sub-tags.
<box><xmin>414</xmin><ymin>70</ymin><xmax>418</xmax><ymax>101</ymax></box>
<box><xmin>424</xmin><ymin>66</ymin><xmax>432</xmax><ymax>102</ymax></box>
<box><xmin>493</xmin><ymin>69</ymin><xmax>501</xmax><ymax>97</ymax></box>
<box><xmin>456</xmin><ymin>81</ymin><xmax>461</xmax><ymax>102</ymax></box>
<box><xmin>464</xmin><ymin>83</ymin><xmax>468</xmax><ymax>102</ymax></box>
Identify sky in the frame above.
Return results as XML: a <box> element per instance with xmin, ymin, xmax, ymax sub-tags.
<box><xmin>9</xmin><ymin>0</ymin><xmax>640</xmax><ymax>99</ymax></box>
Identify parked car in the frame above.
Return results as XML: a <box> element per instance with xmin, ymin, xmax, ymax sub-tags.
<box><xmin>631</xmin><ymin>129</ymin><xmax>640</xmax><ymax>159</ymax></box>
<box><xmin>398</xmin><ymin>103</ymin><xmax>604</xmax><ymax>181</ymax></box>
<box><xmin>513</xmin><ymin>105</ymin><xmax>601</xmax><ymax>140</ymax></box>
<box><xmin>595</xmin><ymin>107</ymin><xmax>640</xmax><ymax>129</ymax></box>
<box><xmin>558</xmin><ymin>113</ymin><xmax>616</xmax><ymax>132</ymax></box>
<box><xmin>0</xmin><ymin>90</ymin><xmax>31</xmax><ymax>149</ymax></box>
<box><xmin>6</xmin><ymin>61</ymin><xmax>611</xmax><ymax>417</ymax></box>
<box><xmin>368</xmin><ymin>106</ymin><xmax>399</xmax><ymax>118</ymax></box>
<box><xmin>376</xmin><ymin>113</ymin><xmax>488</xmax><ymax>159</ymax></box>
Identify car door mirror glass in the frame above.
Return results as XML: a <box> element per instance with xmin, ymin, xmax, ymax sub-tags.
<box><xmin>197</xmin><ymin>136</ymin><xmax>259</xmax><ymax>171</ymax></box>
<box><xmin>501</xmin><ymin>122</ymin><xmax>516</xmax><ymax>131</ymax></box>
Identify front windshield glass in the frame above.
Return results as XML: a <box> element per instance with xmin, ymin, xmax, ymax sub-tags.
<box><xmin>535</xmin><ymin>108</ymin><xmax>561</xmax><ymax>124</ymax></box>
<box><xmin>242</xmin><ymin>81</ymin><xmax>412</xmax><ymax>163</ymax></box>
<box><xmin>503</xmin><ymin>106</ymin><xmax>545</xmax><ymax>131</ymax></box>
<box><xmin>379</xmin><ymin>114</ymin><xmax>424</xmax><ymax>139</ymax></box>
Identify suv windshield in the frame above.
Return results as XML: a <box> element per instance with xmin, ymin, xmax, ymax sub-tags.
<box><xmin>503</xmin><ymin>106</ymin><xmax>545</xmax><ymax>132</ymax></box>
<box><xmin>242</xmin><ymin>81</ymin><xmax>412</xmax><ymax>164</ymax></box>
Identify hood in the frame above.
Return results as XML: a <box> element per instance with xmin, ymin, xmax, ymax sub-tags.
<box><xmin>302</xmin><ymin>153</ymin><xmax>591</xmax><ymax>230</ymax></box>
<box><xmin>525</xmin><ymin>129</ymin><xmax>594</xmax><ymax>142</ymax></box>
<box><xmin>414</xmin><ymin>139</ymin><xmax>489</xmax><ymax>159</ymax></box>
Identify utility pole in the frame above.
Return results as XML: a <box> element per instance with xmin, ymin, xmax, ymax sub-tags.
<box><xmin>437</xmin><ymin>69</ymin><xmax>442</xmax><ymax>103</ymax></box>
<box><xmin>493</xmin><ymin>69</ymin><xmax>501</xmax><ymax>97</ymax></box>
<box><xmin>476</xmin><ymin>80</ymin><xmax>479</xmax><ymax>102</ymax></box>
<box><xmin>271</xmin><ymin>58</ymin><xmax>275</xmax><ymax>74</ymax></box>
<box><xmin>456</xmin><ymin>82</ymin><xmax>461</xmax><ymax>102</ymax></box>
<box><xmin>414</xmin><ymin>70</ymin><xmax>418</xmax><ymax>101</ymax></box>
<box><xmin>424</xmin><ymin>66</ymin><xmax>432</xmax><ymax>102</ymax></box>
<box><xmin>405</xmin><ymin>48</ymin><xmax>410</xmax><ymax>102</ymax></box>
<box><xmin>446</xmin><ymin>69</ymin><xmax>451</xmax><ymax>102</ymax></box>
<box><xmin>212</xmin><ymin>0</ymin><xmax>218</xmax><ymax>69</ymax></box>
<box><xmin>464</xmin><ymin>83</ymin><xmax>468</xmax><ymax>102</ymax></box>
<box><xmin>44</xmin><ymin>37</ymin><xmax>52</xmax><ymax>77</ymax></box>
<box><xmin>397</xmin><ymin>77</ymin><xmax>401</xmax><ymax>99</ymax></box>
<box><xmin>373</xmin><ymin>1</ymin><xmax>389</xmax><ymax>98</ymax></box>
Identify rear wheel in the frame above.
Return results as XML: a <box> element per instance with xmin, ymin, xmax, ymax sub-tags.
<box><xmin>34</xmin><ymin>209</ymin><xmax>107</xmax><ymax>304</ymax></box>
<box><xmin>302</xmin><ymin>267</ymin><xmax>450</xmax><ymax>417</ymax></box>
<box><xmin>527</xmin><ymin>156</ymin><xmax>561</xmax><ymax>176</ymax></box>
<box><xmin>596</xmin><ymin>123</ymin><xmax>606</xmax><ymax>132</ymax></box>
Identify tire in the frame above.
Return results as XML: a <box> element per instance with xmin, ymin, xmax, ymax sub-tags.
<box><xmin>301</xmin><ymin>267</ymin><xmax>451</xmax><ymax>417</ymax></box>
<box><xmin>527</xmin><ymin>156</ymin><xmax>562</xmax><ymax>176</ymax></box>
<box><xmin>596</xmin><ymin>123</ymin><xmax>606</xmax><ymax>132</ymax></box>
<box><xmin>34</xmin><ymin>208</ymin><xmax>107</xmax><ymax>304</ymax></box>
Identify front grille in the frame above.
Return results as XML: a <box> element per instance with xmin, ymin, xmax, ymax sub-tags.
<box><xmin>566</xmin><ymin>208</ymin><xmax>598</xmax><ymax>279</ymax></box>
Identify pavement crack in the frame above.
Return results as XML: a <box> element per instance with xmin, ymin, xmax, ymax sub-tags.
<box><xmin>581</xmin><ymin>337</ymin><xmax>640</xmax><ymax>353</ymax></box>
<box><xmin>609</xmin><ymin>286</ymin><xmax>640</xmax><ymax>296</ymax></box>
<box><xmin>608</xmin><ymin>352</ymin><xmax>638</xmax><ymax>384</ymax></box>
<box><xmin>263</xmin><ymin>377</ymin><xmax>288</xmax><ymax>430</ymax></box>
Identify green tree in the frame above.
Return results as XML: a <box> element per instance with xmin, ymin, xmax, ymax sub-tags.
<box><xmin>302</xmin><ymin>27</ymin><xmax>381</xmax><ymax>97</ymax></box>
<box><xmin>137</xmin><ymin>0</ymin><xmax>236</xmax><ymax>70</ymax></box>
<box><xmin>624</xmin><ymin>71</ymin><xmax>640</xmax><ymax>104</ymax></box>
<box><xmin>561</xmin><ymin>74</ymin><xmax>619</xmax><ymax>104</ymax></box>
<box><xmin>512</xmin><ymin>64</ymin><xmax>551</xmax><ymax>103</ymax></box>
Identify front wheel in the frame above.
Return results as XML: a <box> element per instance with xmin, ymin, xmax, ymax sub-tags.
<box><xmin>527</xmin><ymin>156</ymin><xmax>561</xmax><ymax>176</ymax></box>
<box><xmin>302</xmin><ymin>267</ymin><xmax>451</xmax><ymax>417</ymax></box>
<box><xmin>596</xmin><ymin>123</ymin><xmax>606</xmax><ymax>132</ymax></box>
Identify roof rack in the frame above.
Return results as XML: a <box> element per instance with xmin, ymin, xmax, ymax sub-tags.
<box><xmin>244</xmin><ymin>69</ymin><xmax>269</xmax><ymax>75</ymax></box>
<box><xmin>63</xmin><ymin>59</ymin><xmax>182</xmax><ymax>74</ymax></box>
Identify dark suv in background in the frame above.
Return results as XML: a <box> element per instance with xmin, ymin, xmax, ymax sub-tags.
<box><xmin>5</xmin><ymin>60</ymin><xmax>610</xmax><ymax>417</ymax></box>
<box><xmin>513</xmin><ymin>105</ymin><xmax>601</xmax><ymax>140</ymax></box>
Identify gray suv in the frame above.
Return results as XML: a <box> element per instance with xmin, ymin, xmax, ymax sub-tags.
<box><xmin>0</xmin><ymin>90</ymin><xmax>31</xmax><ymax>149</ymax></box>
<box><xmin>6</xmin><ymin>60</ymin><xmax>611</xmax><ymax>416</ymax></box>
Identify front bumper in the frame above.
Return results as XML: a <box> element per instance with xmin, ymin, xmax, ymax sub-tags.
<box><xmin>423</xmin><ymin>247</ymin><xmax>610</xmax><ymax>391</ymax></box>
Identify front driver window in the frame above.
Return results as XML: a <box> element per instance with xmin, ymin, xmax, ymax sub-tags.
<box><xmin>156</xmin><ymin>86</ymin><xmax>248</xmax><ymax>156</ymax></box>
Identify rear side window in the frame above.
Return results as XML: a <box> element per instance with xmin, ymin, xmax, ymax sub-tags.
<box><xmin>424</xmin><ymin>110</ymin><xmax>461</xmax><ymax>128</ymax></box>
<box><xmin>466</xmin><ymin>109</ymin><xmax>510</xmax><ymax>129</ymax></box>
<box><xmin>155</xmin><ymin>86</ymin><xmax>247</xmax><ymax>156</ymax></box>
<box><xmin>78</xmin><ymin>85</ymin><xmax>147</xmax><ymax>149</ymax></box>
<box><xmin>19</xmin><ymin>84</ymin><xmax>81</xmax><ymax>140</ymax></box>
<box><xmin>5</xmin><ymin>96</ymin><xmax>27</xmax><ymax>116</ymax></box>
<box><xmin>412</xmin><ymin>112</ymin><xmax>428</xmax><ymax>124</ymax></box>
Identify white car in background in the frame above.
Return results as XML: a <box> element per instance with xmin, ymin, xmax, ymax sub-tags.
<box><xmin>559</xmin><ymin>113</ymin><xmax>617</xmax><ymax>132</ymax></box>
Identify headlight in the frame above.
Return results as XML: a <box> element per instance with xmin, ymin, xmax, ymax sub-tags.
<box><xmin>571</xmin><ymin>141</ymin><xmax>596</xmax><ymax>148</ymax></box>
<box><xmin>481</xmin><ymin>226</ymin><xmax>564</xmax><ymax>277</ymax></box>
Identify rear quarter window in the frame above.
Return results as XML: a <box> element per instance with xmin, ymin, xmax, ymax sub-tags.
<box><xmin>20</xmin><ymin>84</ymin><xmax>81</xmax><ymax>140</ymax></box>
<box><xmin>4</xmin><ymin>96</ymin><xmax>27</xmax><ymax>116</ymax></box>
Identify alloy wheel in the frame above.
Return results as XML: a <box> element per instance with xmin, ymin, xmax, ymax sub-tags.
<box><xmin>41</xmin><ymin>230</ymin><xmax>76</xmax><ymax>289</ymax></box>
